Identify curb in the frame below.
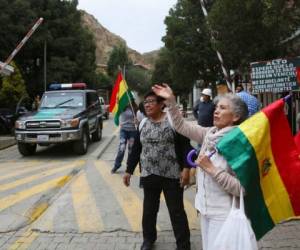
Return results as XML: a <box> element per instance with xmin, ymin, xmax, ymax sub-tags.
<box><xmin>0</xmin><ymin>137</ymin><xmax>16</xmax><ymax>150</ymax></box>
<box><xmin>97</xmin><ymin>134</ymin><xmax>116</xmax><ymax>159</ymax></box>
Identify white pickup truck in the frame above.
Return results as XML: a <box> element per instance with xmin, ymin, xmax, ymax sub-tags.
<box><xmin>98</xmin><ymin>96</ymin><xmax>109</xmax><ymax>119</ymax></box>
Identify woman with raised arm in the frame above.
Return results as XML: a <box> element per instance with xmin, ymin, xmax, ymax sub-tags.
<box><xmin>152</xmin><ymin>84</ymin><xmax>250</xmax><ymax>250</ymax></box>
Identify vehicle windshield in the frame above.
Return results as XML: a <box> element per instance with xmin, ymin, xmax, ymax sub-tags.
<box><xmin>40</xmin><ymin>92</ymin><xmax>84</xmax><ymax>109</ymax></box>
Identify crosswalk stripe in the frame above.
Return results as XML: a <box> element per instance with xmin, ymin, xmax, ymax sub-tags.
<box><xmin>0</xmin><ymin>163</ymin><xmax>50</xmax><ymax>182</ymax></box>
<box><xmin>159</xmin><ymin>195</ymin><xmax>199</xmax><ymax>230</ymax></box>
<box><xmin>94</xmin><ymin>160</ymin><xmax>143</xmax><ymax>231</ymax></box>
<box><xmin>0</xmin><ymin>161</ymin><xmax>42</xmax><ymax>176</ymax></box>
<box><xmin>0</xmin><ymin>160</ymin><xmax>40</xmax><ymax>172</ymax></box>
<box><xmin>8</xmin><ymin>230</ymin><xmax>39</xmax><ymax>250</ymax></box>
<box><xmin>8</xmin><ymin>215</ymin><xmax>54</xmax><ymax>250</ymax></box>
<box><xmin>0</xmin><ymin>161</ymin><xmax>83</xmax><ymax>192</ymax></box>
<box><xmin>71</xmin><ymin>172</ymin><xmax>104</xmax><ymax>232</ymax></box>
<box><xmin>183</xmin><ymin>199</ymin><xmax>199</xmax><ymax>229</ymax></box>
<box><xmin>0</xmin><ymin>174</ymin><xmax>77</xmax><ymax>212</ymax></box>
<box><xmin>133</xmin><ymin>165</ymin><xmax>140</xmax><ymax>176</ymax></box>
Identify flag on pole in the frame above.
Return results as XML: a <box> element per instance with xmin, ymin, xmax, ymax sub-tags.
<box><xmin>109</xmin><ymin>72</ymin><xmax>133</xmax><ymax>126</ymax></box>
<box><xmin>216</xmin><ymin>98</ymin><xmax>300</xmax><ymax>240</ymax></box>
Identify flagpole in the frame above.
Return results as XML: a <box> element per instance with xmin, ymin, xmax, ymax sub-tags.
<box><xmin>120</xmin><ymin>66</ymin><xmax>138</xmax><ymax>129</ymax></box>
<box><xmin>199</xmin><ymin>0</ymin><xmax>233</xmax><ymax>92</ymax></box>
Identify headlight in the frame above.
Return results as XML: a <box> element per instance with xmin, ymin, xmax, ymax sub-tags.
<box><xmin>15</xmin><ymin>120</ymin><xmax>26</xmax><ymax>129</ymax></box>
<box><xmin>61</xmin><ymin>118</ymin><xmax>80</xmax><ymax>128</ymax></box>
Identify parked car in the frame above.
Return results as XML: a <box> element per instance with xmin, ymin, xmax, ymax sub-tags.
<box><xmin>0</xmin><ymin>105</ymin><xmax>29</xmax><ymax>135</ymax></box>
<box><xmin>98</xmin><ymin>96</ymin><xmax>109</xmax><ymax>119</ymax></box>
<box><xmin>0</xmin><ymin>108</ymin><xmax>16</xmax><ymax>135</ymax></box>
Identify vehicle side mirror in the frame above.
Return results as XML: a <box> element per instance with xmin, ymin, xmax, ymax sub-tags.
<box><xmin>18</xmin><ymin>111</ymin><xmax>26</xmax><ymax>115</ymax></box>
<box><xmin>17</xmin><ymin>107</ymin><xmax>28</xmax><ymax>116</ymax></box>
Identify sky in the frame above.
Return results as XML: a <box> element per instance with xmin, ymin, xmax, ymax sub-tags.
<box><xmin>77</xmin><ymin>0</ymin><xmax>177</xmax><ymax>54</ymax></box>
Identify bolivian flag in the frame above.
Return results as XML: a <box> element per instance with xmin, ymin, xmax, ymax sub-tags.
<box><xmin>217</xmin><ymin>98</ymin><xmax>300</xmax><ymax>240</ymax></box>
<box><xmin>109</xmin><ymin>72</ymin><xmax>133</xmax><ymax>126</ymax></box>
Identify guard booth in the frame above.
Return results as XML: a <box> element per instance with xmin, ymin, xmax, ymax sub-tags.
<box><xmin>250</xmin><ymin>57</ymin><xmax>300</xmax><ymax>134</ymax></box>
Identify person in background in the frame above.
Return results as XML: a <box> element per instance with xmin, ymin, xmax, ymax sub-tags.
<box><xmin>123</xmin><ymin>91</ymin><xmax>191</xmax><ymax>250</ymax></box>
<box><xmin>32</xmin><ymin>95</ymin><xmax>40</xmax><ymax>110</ymax></box>
<box><xmin>111</xmin><ymin>102</ymin><xmax>138</xmax><ymax>174</ymax></box>
<box><xmin>216</xmin><ymin>80</ymin><xmax>230</xmax><ymax>95</ymax></box>
<box><xmin>235</xmin><ymin>84</ymin><xmax>260</xmax><ymax>117</ymax></box>
<box><xmin>181</xmin><ymin>99</ymin><xmax>188</xmax><ymax>118</ymax></box>
<box><xmin>152</xmin><ymin>83</ymin><xmax>250</xmax><ymax>250</ymax></box>
<box><xmin>235</xmin><ymin>84</ymin><xmax>244</xmax><ymax>93</ymax></box>
<box><xmin>193</xmin><ymin>88</ymin><xmax>215</xmax><ymax>127</ymax></box>
<box><xmin>137</xmin><ymin>102</ymin><xmax>146</xmax><ymax>122</ymax></box>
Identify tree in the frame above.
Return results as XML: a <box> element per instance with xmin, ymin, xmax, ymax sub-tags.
<box><xmin>0</xmin><ymin>62</ymin><xmax>28</xmax><ymax>109</ymax></box>
<box><xmin>94</xmin><ymin>72</ymin><xmax>112</xmax><ymax>90</ymax></box>
<box><xmin>207</xmin><ymin>0</ymin><xmax>300</xmax><ymax>72</ymax></box>
<box><xmin>106</xmin><ymin>45</ymin><xmax>152</xmax><ymax>95</ymax></box>
<box><xmin>151</xmin><ymin>47</ymin><xmax>172</xmax><ymax>86</ymax></box>
<box><xmin>161</xmin><ymin>0</ymin><xmax>300</xmax><ymax>88</ymax></box>
<box><xmin>162</xmin><ymin>0</ymin><xmax>220</xmax><ymax>94</ymax></box>
<box><xmin>125</xmin><ymin>67</ymin><xmax>152</xmax><ymax>95</ymax></box>
<box><xmin>107</xmin><ymin>44</ymin><xmax>132</xmax><ymax>80</ymax></box>
<box><xmin>0</xmin><ymin>0</ymin><xmax>97</xmax><ymax>95</ymax></box>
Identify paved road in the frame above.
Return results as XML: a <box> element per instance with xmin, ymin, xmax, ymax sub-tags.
<box><xmin>0</xmin><ymin>117</ymin><xmax>299</xmax><ymax>249</ymax></box>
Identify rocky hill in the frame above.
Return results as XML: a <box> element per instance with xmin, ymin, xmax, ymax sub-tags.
<box><xmin>80</xmin><ymin>11</ymin><xmax>158</xmax><ymax>68</ymax></box>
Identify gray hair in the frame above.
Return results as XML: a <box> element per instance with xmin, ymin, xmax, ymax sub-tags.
<box><xmin>214</xmin><ymin>93</ymin><xmax>249</xmax><ymax>125</ymax></box>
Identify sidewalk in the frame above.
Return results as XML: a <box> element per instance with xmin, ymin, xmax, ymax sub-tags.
<box><xmin>0</xmin><ymin>136</ymin><xmax>16</xmax><ymax>150</ymax></box>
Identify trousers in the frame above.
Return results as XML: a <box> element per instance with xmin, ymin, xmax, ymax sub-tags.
<box><xmin>142</xmin><ymin>174</ymin><xmax>190</xmax><ymax>250</ymax></box>
<box><xmin>113</xmin><ymin>129</ymin><xmax>137</xmax><ymax>170</ymax></box>
<box><xmin>200</xmin><ymin>214</ymin><xmax>226</xmax><ymax>250</ymax></box>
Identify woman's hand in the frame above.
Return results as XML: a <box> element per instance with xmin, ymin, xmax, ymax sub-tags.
<box><xmin>196</xmin><ymin>154</ymin><xmax>217</xmax><ymax>176</ymax></box>
<box><xmin>180</xmin><ymin>168</ymin><xmax>190</xmax><ymax>187</ymax></box>
<box><xmin>152</xmin><ymin>84</ymin><xmax>176</xmax><ymax>102</ymax></box>
<box><xmin>123</xmin><ymin>173</ymin><xmax>131</xmax><ymax>187</ymax></box>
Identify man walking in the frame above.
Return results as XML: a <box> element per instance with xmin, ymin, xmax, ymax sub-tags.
<box><xmin>123</xmin><ymin>91</ymin><xmax>191</xmax><ymax>250</ymax></box>
<box><xmin>193</xmin><ymin>88</ymin><xmax>214</xmax><ymax>127</ymax></box>
<box><xmin>111</xmin><ymin>103</ymin><xmax>138</xmax><ymax>173</ymax></box>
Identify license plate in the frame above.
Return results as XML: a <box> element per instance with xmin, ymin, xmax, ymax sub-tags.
<box><xmin>37</xmin><ymin>135</ymin><xmax>49</xmax><ymax>141</ymax></box>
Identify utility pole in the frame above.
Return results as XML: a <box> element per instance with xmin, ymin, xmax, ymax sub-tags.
<box><xmin>44</xmin><ymin>40</ymin><xmax>47</xmax><ymax>92</ymax></box>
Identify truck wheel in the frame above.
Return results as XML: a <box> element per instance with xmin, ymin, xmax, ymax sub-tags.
<box><xmin>73</xmin><ymin>128</ymin><xmax>89</xmax><ymax>155</ymax></box>
<box><xmin>92</xmin><ymin>122</ymin><xmax>102</xmax><ymax>142</ymax></box>
<box><xmin>18</xmin><ymin>143</ymin><xmax>37</xmax><ymax>156</ymax></box>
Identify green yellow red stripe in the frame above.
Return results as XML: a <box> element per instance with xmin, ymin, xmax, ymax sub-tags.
<box><xmin>217</xmin><ymin>98</ymin><xmax>300</xmax><ymax>239</ymax></box>
<box><xmin>217</xmin><ymin>126</ymin><xmax>274</xmax><ymax>239</ymax></box>
<box><xmin>109</xmin><ymin>72</ymin><xmax>132</xmax><ymax>125</ymax></box>
<box><xmin>262</xmin><ymin>99</ymin><xmax>300</xmax><ymax>215</ymax></box>
<box><xmin>111</xmin><ymin>79</ymin><xmax>128</xmax><ymax>114</ymax></box>
<box><xmin>240</xmin><ymin>112</ymin><xmax>295</xmax><ymax>218</ymax></box>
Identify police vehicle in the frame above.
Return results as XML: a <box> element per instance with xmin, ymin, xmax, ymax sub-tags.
<box><xmin>15</xmin><ymin>83</ymin><xmax>103</xmax><ymax>156</ymax></box>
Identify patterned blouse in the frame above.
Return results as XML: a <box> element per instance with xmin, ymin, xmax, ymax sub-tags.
<box><xmin>140</xmin><ymin>117</ymin><xmax>181</xmax><ymax>179</ymax></box>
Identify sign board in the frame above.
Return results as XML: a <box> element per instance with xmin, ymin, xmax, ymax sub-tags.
<box><xmin>0</xmin><ymin>61</ymin><xmax>14</xmax><ymax>76</ymax></box>
<box><xmin>250</xmin><ymin>57</ymin><xmax>300</xmax><ymax>93</ymax></box>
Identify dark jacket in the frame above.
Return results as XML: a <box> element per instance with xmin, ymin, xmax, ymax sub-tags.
<box><xmin>126</xmin><ymin>129</ymin><xmax>193</xmax><ymax>175</ymax></box>
<box><xmin>192</xmin><ymin>100</ymin><xmax>215</xmax><ymax>127</ymax></box>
